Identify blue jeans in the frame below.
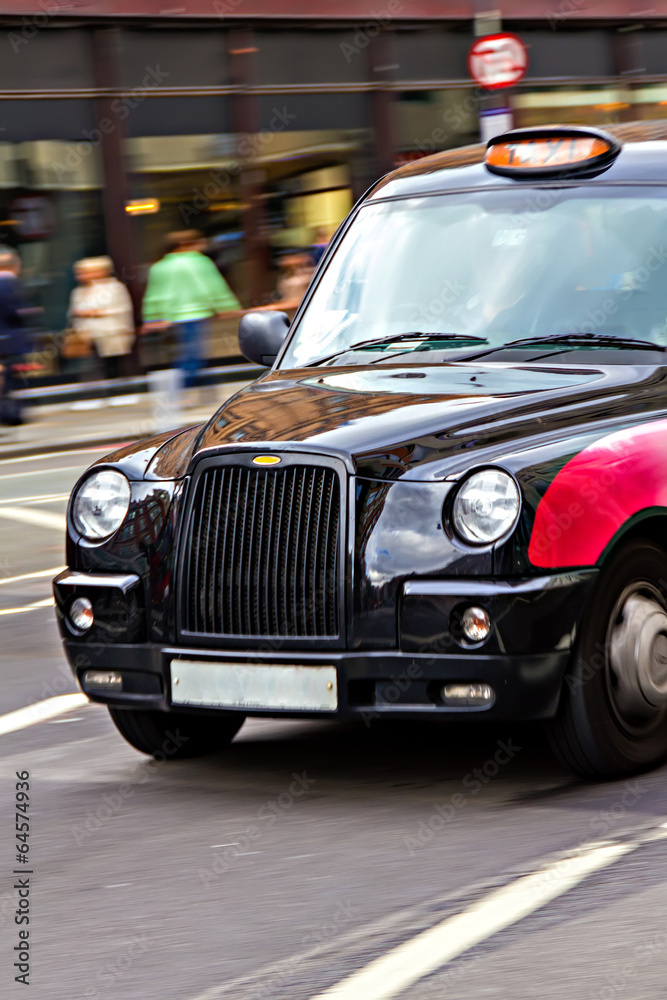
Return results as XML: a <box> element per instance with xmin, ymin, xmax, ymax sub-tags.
<box><xmin>176</xmin><ymin>319</ymin><xmax>205</xmax><ymax>390</ymax></box>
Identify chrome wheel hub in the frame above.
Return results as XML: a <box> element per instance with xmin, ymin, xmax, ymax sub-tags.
<box><xmin>609</xmin><ymin>591</ymin><xmax>667</xmax><ymax>721</ymax></box>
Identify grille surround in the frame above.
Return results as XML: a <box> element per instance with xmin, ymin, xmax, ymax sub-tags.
<box><xmin>177</xmin><ymin>453</ymin><xmax>347</xmax><ymax>649</ymax></box>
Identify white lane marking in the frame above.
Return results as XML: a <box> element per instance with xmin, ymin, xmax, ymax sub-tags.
<box><xmin>0</xmin><ymin>598</ymin><xmax>54</xmax><ymax>617</ymax></box>
<box><xmin>69</xmin><ymin>399</ymin><xmax>104</xmax><ymax>410</ymax></box>
<box><xmin>0</xmin><ymin>507</ymin><xmax>66</xmax><ymax>531</ymax></box>
<box><xmin>0</xmin><ymin>465</ymin><xmax>81</xmax><ymax>480</ymax></box>
<box><xmin>0</xmin><ymin>694</ymin><xmax>89</xmax><ymax>736</ymax></box>
<box><xmin>0</xmin><ymin>566</ymin><xmax>65</xmax><ymax>587</ymax></box>
<box><xmin>110</xmin><ymin>395</ymin><xmax>141</xmax><ymax>407</ymax></box>
<box><xmin>0</xmin><ymin>446</ymin><xmax>107</xmax><ymax>467</ymax></box>
<box><xmin>308</xmin><ymin>841</ymin><xmax>636</xmax><ymax>1000</ymax></box>
<box><xmin>0</xmin><ymin>493</ymin><xmax>70</xmax><ymax>505</ymax></box>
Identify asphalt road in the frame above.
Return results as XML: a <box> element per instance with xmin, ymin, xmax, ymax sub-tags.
<box><xmin>2</xmin><ymin>447</ymin><xmax>667</xmax><ymax>999</ymax></box>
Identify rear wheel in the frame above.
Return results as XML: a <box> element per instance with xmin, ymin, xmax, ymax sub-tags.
<box><xmin>108</xmin><ymin>707</ymin><xmax>245</xmax><ymax>759</ymax></box>
<box><xmin>548</xmin><ymin>541</ymin><xmax>667</xmax><ymax>778</ymax></box>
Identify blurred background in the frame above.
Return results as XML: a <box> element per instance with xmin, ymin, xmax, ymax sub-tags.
<box><xmin>0</xmin><ymin>0</ymin><xmax>665</xmax><ymax>392</ymax></box>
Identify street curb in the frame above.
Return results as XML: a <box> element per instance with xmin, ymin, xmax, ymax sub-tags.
<box><xmin>15</xmin><ymin>362</ymin><xmax>263</xmax><ymax>407</ymax></box>
<box><xmin>0</xmin><ymin>434</ymin><xmax>137</xmax><ymax>461</ymax></box>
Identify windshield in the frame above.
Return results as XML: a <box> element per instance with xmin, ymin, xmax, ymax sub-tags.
<box><xmin>280</xmin><ymin>187</ymin><xmax>667</xmax><ymax>368</ymax></box>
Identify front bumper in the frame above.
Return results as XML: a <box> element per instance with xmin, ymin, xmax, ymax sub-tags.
<box><xmin>61</xmin><ymin>641</ymin><xmax>571</xmax><ymax>720</ymax></box>
<box><xmin>55</xmin><ymin>569</ymin><xmax>598</xmax><ymax>721</ymax></box>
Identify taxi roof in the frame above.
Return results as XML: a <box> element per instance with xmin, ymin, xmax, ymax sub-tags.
<box><xmin>369</xmin><ymin>120</ymin><xmax>667</xmax><ymax>201</ymax></box>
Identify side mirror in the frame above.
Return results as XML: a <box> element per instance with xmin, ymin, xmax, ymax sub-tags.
<box><xmin>238</xmin><ymin>310</ymin><xmax>289</xmax><ymax>367</ymax></box>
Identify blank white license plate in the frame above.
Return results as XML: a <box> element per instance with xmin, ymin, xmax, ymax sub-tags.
<box><xmin>170</xmin><ymin>660</ymin><xmax>338</xmax><ymax>712</ymax></box>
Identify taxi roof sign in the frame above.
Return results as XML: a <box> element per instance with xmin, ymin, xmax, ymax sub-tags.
<box><xmin>485</xmin><ymin>126</ymin><xmax>621</xmax><ymax>178</ymax></box>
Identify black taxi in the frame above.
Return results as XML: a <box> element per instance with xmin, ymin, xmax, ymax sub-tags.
<box><xmin>55</xmin><ymin>122</ymin><xmax>667</xmax><ymax>777</ymax></box>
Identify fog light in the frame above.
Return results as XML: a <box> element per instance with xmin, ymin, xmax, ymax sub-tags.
<box><xmin>82</xmin><ymin>670</ymin><xmax>123</xmax><ymax>693</ymax></box>
<box><xmin>460</xmin><ymin>606</ymin><xmax>491</xmax><ymax>643</ymax></box>
<box><xmin>442</xmin><ymin>683</ymin><xmax>494</xmax><ymax>707</ymax></box>
<box><xmin>70</xmin><ymin>597</ymin><xmax>94</xmax><ymax>631</ymax></box>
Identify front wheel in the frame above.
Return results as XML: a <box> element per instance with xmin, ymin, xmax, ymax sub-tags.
<box><xmin>548</xmin><ymin>541</ymin><xmax>667</xmax><ymax>778</ymax></box>
<box><xmin>108</xmin><ymin>706</ymin><xmax>245</xmax><ymax>759</ymax></box>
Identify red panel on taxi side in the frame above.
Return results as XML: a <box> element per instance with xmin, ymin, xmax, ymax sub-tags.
<box><xmin>528</xmin><ymin>418</ymin><xmax>667</xmax><ymax>568</ymax></box>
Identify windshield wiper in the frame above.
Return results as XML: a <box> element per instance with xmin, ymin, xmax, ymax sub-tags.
<box><xmin>309</xmin><ymin>332</ymin><xmax>488</xmax><ymax>367</ymax></box>
<box><xmin>459</xmin><ymin>331</ymin><xmax>664</xmax><ymax>362</ymax></box>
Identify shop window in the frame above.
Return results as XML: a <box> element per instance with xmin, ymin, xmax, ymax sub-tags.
<box><xmin>513</xmin><ymin>86</ymin><xmax>635</xmax><ymax>128</ymax></box>
<box><xmin>126</xmin><ymin>108</ymin><xmax>372</xmax><ymax>350</ymax></box>
<box><xmin>614</xmin><ymin>85</ymin><xmax>667</xmax><ymax>123</ymax></box>
<box><xmin>394</xmin><ymin>89</ymin><xmax>479</xmax><ymax>158</ymax></box>
<box><xmin>0</xmin><ymin>102</ymin><xmax>104</xmax><ymax>334</ymax></box>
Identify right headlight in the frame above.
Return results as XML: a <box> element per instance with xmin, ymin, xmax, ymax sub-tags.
<box><xmin>72</xmin><ymin>469</ymin><xmax>131</xmax><ymax>541</ymax></box>
<box><xmin>451</xmin><ymin>468</ymin><xmax>521</xmax><ymax>545</ymax></box>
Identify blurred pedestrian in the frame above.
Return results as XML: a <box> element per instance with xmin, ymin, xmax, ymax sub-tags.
<box><xmin>310</xmin><ymin>226</ymin><xmax>331</xmax><ymax>266</ymax></box>
<box><xmin>273</xmin><ymin>251</ymin><xmax>315</xmax><ymax>312</ymax></box>
<box><xmin>141</xmin><ymin>230</ymin><xmax>242</xmax><ymax>392</ymax></box>
<box><xmin>0</xmin><ymin>249</ymin><xmax>33</xmax><ymax>427</ymax></box>
<box><xmin>67</xmin><ymin>256</ymin><xmax>134</xmax><ymax>383</ymax></box>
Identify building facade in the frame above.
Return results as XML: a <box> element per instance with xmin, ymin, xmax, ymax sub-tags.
<box><xmin>1</xmin><ymin>1</ymin><xmax>666</xmax><ymax>345</ymax></box>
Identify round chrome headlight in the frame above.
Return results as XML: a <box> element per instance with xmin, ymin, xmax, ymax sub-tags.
<box><xmin>452</xmin><ymin>469</ymin><xmax>521</xmax><ymax>545</ymax></box>
<box><xmin>72</xmin><ymin>469</ymin><xmax>131</xmax><ymax>541</ymax></box>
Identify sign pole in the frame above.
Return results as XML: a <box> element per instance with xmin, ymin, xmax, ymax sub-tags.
<box><xmin>469</xmin><ymin>15</ymin><xmax>527</xmax><ymax>143</ymax></box>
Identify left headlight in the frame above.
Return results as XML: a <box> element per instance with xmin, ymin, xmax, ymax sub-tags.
<box><xmin>72</xmin><ymin>469</ymin><xmax>131</xmax><ymax>541</ymax></box>
<box><xmin>451</xmin><ymin>468</ymin><xmax>521</xmax><ymax>545</ymax></box>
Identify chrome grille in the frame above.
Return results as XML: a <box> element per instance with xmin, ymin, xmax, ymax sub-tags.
<box><xmin>181</xmin><ymin>463</ymin><xmax>341</xmax><ymax>638</ymax></box>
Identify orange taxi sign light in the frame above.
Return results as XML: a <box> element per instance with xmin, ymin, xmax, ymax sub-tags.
<box><xmin>485</xmin><ymin>127</ymin><xmax>621</xmax><ymax>178</ymax></box>
<box><xmin>487</xmin><ymin>137</ymin><xmax>609</xmax><ymax>169</ymax></box>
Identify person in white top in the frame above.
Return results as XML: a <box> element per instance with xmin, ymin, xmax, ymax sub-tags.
<box><xmin>68</xmin><ymin>256</ymin><xmax>134</xmax><ymax>381</ymax></box>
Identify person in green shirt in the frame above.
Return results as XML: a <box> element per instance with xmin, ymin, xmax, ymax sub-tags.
<box><xmin>141</xmin><ymin>230</ymin><xmax>242</xmax><ymax>389</ymax></box>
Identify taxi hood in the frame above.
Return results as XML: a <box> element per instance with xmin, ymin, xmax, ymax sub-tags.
<box><xmin>181</xmin><ymin>361</ymin><xmax>650</xmax><ymax>481</ymax></box>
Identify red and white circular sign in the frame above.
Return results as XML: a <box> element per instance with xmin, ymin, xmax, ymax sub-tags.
<box><xmin>468</xmin><ymin>33</ymin><xmax>528</xmax><ymax>90</ymax></box>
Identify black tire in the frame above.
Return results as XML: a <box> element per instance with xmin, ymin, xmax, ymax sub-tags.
<box><xmin>548</xmin><ymin>541</ymin><xmax>667</xmax><ymax>778</ymax></box>
<box><xmin>108</xmin><ymin>706</ymin><xmax>245</xmax><ymax>759</ymax></box>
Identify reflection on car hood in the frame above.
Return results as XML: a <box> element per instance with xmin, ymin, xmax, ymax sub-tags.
<box><xmin>191</xmin><ymin>361</ymin><xmax>653</xmax><ymax>480</ymax></box>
